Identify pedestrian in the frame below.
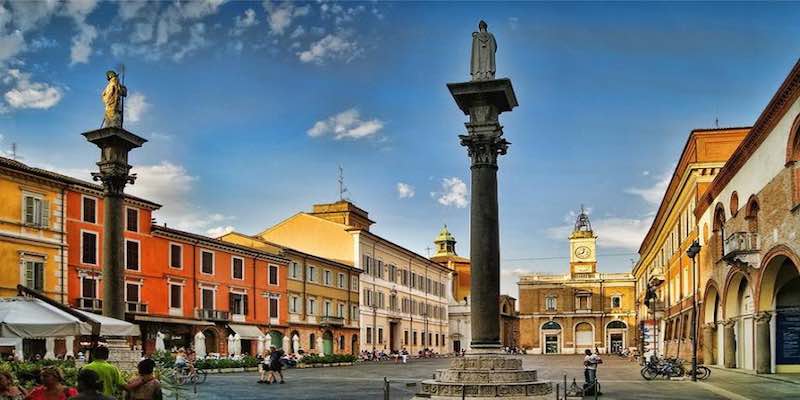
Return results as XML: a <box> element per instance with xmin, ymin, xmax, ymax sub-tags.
<box><xmin>583</xmin><ymin>349</ymin><xmax>602</xmax><ymax>395</ymax></box>
<box><xmin>25</xmin><ymin>366</ymin><xmax>77</xmax><ymax>400</ymax></box>
<box><xmin>267</xmin><ymin>346</ymin><xmax>284</xmax><ymax>384</ymax></box>
<box><xmin>0</xmin><ymin>371</ymin><xmax>26</xmax><ymax>400</ymax></box>
<box><xmin>258</xmin><ymin>349</ymin><xmax>271</xmax><ymax>384</ymax></box>
<box><xmin>401</xmin><ymin>347</ymin><xmax>408</xmax><ymax>364</ymax></box>
<box><xmin>82</xmin><ymin>346</ymin><xmax>124</xmax><ymax>397</ymax></box>
<box><xmin>124</xmin><ymin>359</ymin><xmax>162</xmax><ymax>400</ymax></box>
<box><xmin>68</xmin><ymin>370</ymin><xmax>114</xmax><ymax>400</ymax></box>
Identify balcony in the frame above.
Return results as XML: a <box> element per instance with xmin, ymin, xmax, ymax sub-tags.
<box><xmin>125</xmin><ymin>302</ymin><xmax>148</xmax><ymax>314</ymax></box>
<box><xmin>723</xmin><ymin>232</ymin><xmax>760</xmax><ymax>268</ymax></box>
<box><xmin>76</xmin><ymin>297</ymin><xmax>102</xmax><ymax>312</ymax></box>
<box><xmin>194</xmin><ymin>308</ymin><xmax>230</xmax><ymax>321</ymax></box>
<box><xmin>319</xmin><ymin>315</ymin><xmax>344</xmax><ymax>326</ymax></box>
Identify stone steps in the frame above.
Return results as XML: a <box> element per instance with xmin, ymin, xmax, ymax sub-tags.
<box><xmin>435</xmin><ymin>369</ymin><xmax>538</xmax><ymax>383</ymax></box>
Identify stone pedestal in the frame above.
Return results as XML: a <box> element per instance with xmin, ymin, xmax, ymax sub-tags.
<box><xmin>702</xmin><ymin>323</ymin><xmax>715</xmax><ymax>365</ymax></box>
<box><xmin>414</xmin><ymin>354</ymin><xmax>551</xmax><ymax>399</ymax></box>
<box><xmin>106</xmin><ymin>338</ymin><xmax>140</xmax><ymax>372</ymax></box>
<box><xmin>722</xmin><ymin>320</ymin><xmax>736</xmax><ymax>369</ymax></box>
<box><xmin>755</xmin><ymin>312</ymin><xmax>771</xmax><ymax>374</ymax></box>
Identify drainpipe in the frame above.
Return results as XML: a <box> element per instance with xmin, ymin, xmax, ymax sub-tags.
<box><xmin>59</xmin><ymin>186</ymin><xmax>66</xmax><ymax>304</ymax></box>
<box><xmin>252</xmin><ymin>257</ymin><xmax>257</xmax><ymax>324</ymax></box>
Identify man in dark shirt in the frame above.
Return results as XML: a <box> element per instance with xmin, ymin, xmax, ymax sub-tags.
<box><xmin>267</xmin><ymin>346</ymin><xmax>285</xmax><ymax>384</ymax></box>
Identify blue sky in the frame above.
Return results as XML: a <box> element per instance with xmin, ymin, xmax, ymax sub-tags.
<box><xmin>2</xmin><ymin>1</ymin><xmax>800</xmax><ymax>297</ymax></box>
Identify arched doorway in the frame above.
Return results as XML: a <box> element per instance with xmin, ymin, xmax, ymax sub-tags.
<box><xmin>323</xmin><ymin>330</ymin><xmax>334</xmax><ymax>355</ymax></box>
<box><xmin>541</xmin><ymin>321</ymin><xmax>561</xmax><ymax>354</ymax></box>
<box><xmin>724</xmin><ymin>272</ymin><xmax>754</xmax><ymax>370</ymax></box>
<box><xmin>606</xmin><ymin>320</ymin><xmax>627</xmax><ymax>354</ymax></box>
<box><xmin>574</xmin><ymin>322</ymin><xmax>594</xmax><ymax>353</ymax></box>
<box><xmin>203</xmin><ymin>328</ymin><xmax>219</xmax><ymax>355</ymax></box>
<box><xmin>703</xmin><ymin>283</ymin><xmax>722</xmax><ymax>366</ymax></box>
<box><xmin>269</xmin><ymin>330</ymin><xmax>283</xmax><ymax>350</ymax></box>
<box><xmin>309</xmin><ymin>333</ymin><xmax>316</xmax><ymax>352</ymax></box>
<box><xmin>351</xmin><ymin>334</ymin><xmax>359</xmax><ymax>355</ymax></box>
<box><xmin>758</xmin><ymin>248</ymin><xmax>800</xmax><ymax>373</ymax></box>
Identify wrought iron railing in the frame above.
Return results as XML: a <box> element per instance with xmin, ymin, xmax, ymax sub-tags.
<box><xmin>194</xmin><ymin>308</ymin><xmax>230</xmax><ymax>321</ymax></box>
<box><xmin>126</xmin><ymin>302</ymin><xmax>148</xmax><ymax>314</ymax></box>
<box><xmin>76</xmin><ymin>297</ymin><xmax>102</xmax><ymax>311</ymax></box>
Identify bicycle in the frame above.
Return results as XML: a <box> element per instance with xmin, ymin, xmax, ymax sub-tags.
<box><xmin>641</xmin><ymin>357</ymin><xmax>684</xmax><ymax>380</ymax></box>
<box><xmin>174</xmin><ymin>365</ymin><xmax>207</xmax><ymax>385</ymax></box>
<box><xmin>685</xmin><ymin>365</ymin><xmax>711</xmax><ymax>381</ymax></box>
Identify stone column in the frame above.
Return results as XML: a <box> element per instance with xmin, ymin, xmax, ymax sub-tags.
<box><xmin>448</xmin><ymin>79</ymin><xmax>517</xmax><ymax>352</ymax></box>
<box><xmin>755</xmin><ymin>312</ymin><xmax>772</xmax><ymax>374</ymax></box>
<box><xmin>721</xmin><ymin>319</ymin><xmax>736</xmax><ymax>368</ymax></box>
<box><xmin>702</xmin><ymin>323</ymin><xmax>715</xmax><ymax>365</ymax></box>
<box><xmin>84</xmin><ymin>127</ymin><xmax>146</xmax><ymax>319</ymax></box>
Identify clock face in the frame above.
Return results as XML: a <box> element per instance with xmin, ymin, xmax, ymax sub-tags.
<box><xmin>575</xmin><ymin>246</ymin><xmax>591</xmax><ymax>259</ymax></box>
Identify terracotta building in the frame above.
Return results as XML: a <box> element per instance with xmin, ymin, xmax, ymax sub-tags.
<box><xmin>518</xmin><ymin>209</ymin><xmax>635</xmax><ymax>354</ymax></box>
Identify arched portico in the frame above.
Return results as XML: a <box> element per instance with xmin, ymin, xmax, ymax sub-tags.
<box><xmin>702</xmin><ymin>281</ymin><xmax>722</xmax><ymax>366</ymax></box>
<box><xmin>757</xmin><ymin>245</ymin><xmax>800</xmax><ymax>373</ymax></box>
<box><xmin>723</xmin><ymin>271</ymin><xmax>755</xmax><ymax>370</ymax></box>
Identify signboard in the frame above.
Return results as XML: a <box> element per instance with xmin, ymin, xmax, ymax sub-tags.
<box><xmin>777</xmin><ymin>310</ymin><xmax>800</xmax><ymax>364</ymax></box>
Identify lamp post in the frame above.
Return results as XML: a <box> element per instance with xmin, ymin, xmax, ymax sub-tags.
<box><xmin>686</xmin><ymin>239</ymin><xmax>702</xmax><ymax>381</ymax></box>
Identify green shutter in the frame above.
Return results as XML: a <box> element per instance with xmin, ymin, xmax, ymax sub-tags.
<box><xmin>24</xmin><ymin>196</ymin><xmax>34</xmax><ymax>224</ymax></box>
<box><xmin>41</xmin><ymin>200</ymin><xmax>50</xmax><ymax>228</ymax></box>
<box><xmin>35</xmin><ymin>262</ymin><xmax>44</xmax><ymax>290</ymax></box>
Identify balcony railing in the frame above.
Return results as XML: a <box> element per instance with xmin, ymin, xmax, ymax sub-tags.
<box><xmin>76</xmin><ymin>297</ymin><xmax>102</xmax><ymax>312</ymax></box>
<box><xmin>319</xmin><ymin>315</ymin><xmax>344</xmax><ymax>326</ymax></box>
<box><xmin>194</xmin><ymin>308</ymin><xmax>230</xmax><ymax>321</ymax></box>
<box><xmin>126</xmin><ymin>302</ymin><xmax>148</xmax><ymax>314</ymax></box>
<box><xmin>724</xmin><ymin>232</ymin><xmax>760</xmax><ymax>257</ymax></box>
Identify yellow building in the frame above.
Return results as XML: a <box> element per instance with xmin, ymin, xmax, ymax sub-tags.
<box><xmin>220</xmin><ymin>232</ymin><xmax>361</xmax><ymax>355</ymax></box>
<box><xmin>0</xmin><ymin>157</ymin><xmax>68</xmax><ymax>302</ymax></box>
<box><xmin>633</xmin><ymin>127</ymin><xmax>748</xmax><ymax>359</ymax></box>
<box><xmin>258</xmin><ymin>200</ymin><xmax>452</xmax><ymax>354</ymax></box>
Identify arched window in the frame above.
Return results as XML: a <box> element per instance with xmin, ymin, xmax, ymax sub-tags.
<box><xmin>787</xmin><ymin>114</ymin><xmax>800</xmax><ymax>205</ymax></box>
<box><xmin>746</xmin><ymin>195</ymin><xmax>759</xmax><ymax>233</ymax></box>
<box><xmin>730</xmin><ymin>191</ymin><xmax>739</xmax><ymax>217</ymax></box>
<box><xmin>713</xmin><ymin>203</ymin><xmax>726</xmax><ymax>259</ymax></box>
<box><xmin>542</xmin><ymin>321</ymin><xmax>561</xmax><ymax>330</ymax></box>
<box><xmin>309</xmin><ymin>333</ymin><xmax>316</xmax><ymax>349</ymax></box>
<box><xmin>607</xmin><ymin>320</ymin><xmax>626</xmax><ymax>329</ymax></box>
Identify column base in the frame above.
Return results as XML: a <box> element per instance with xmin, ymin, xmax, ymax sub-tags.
<box><xmin>413</xmin><ymin>354</ymin><xmax>552</xmax><ymax>399</ymax></box>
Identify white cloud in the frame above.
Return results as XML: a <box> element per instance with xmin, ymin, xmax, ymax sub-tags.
<box><xmin>435</xmin><ymin>177</ymin><xmax>468</xmax><ymax>208</ymax></box>
<box><xmin>63</xmin><ymin>0</ymin><xmax>99</xmax><ymax>65</ymax></box>
<box><xmin>172</xmin><ymin>22</ymin><xmax>207</xmax><ymax>62</ymax></box>
<box><xmin>118</xmin><ymin>1</ymin><xmax>147</xmax><ymax>20</ymax></box>
<box><xmin>0</xmin><ymin>30</ymin><xmax>25</xmax><ymax>63</ymax></box>
<box><xmin>264</xmin><ymin>2</ymin><xmax>309</xmax><ymax>35</ymax></box>
<box><xmin>625</xmin><ymin>169</ymin><xmax>671</xmax><ymax>206</ymax></box>
<box><xmin>289</xmin><ymin>25</ymin><xmax>305</xmax><ymax>39</ymax></box>
<box><xmin>231</xmin><ymin>8</ymin><xmax>258</xmax><ymax>36</ymax></box>
<box><xmin>397</xmin><ymin>182</ymin><xmax>415</xmax><ymax>199</ymax></box>
<box><xmin>3</xmin><ymin>69</ymin><xmax>62</xmax><ymax>109</ymax></box>
<box><xmin>8</xmin><ymin>0</ymin><xmax>58</xmax><ymax>32</ymax></box>
<box><xmin>124</xmin><ymin>92</ymin><xmax>149</xmax><ymax>123</ymax></box>
<box><xmin>546</xmin><ymin>214</ymin><xmax>652</xmax><ymax>251</ymax></box>
<box><xmin>206</xmin><ymin>225</ymin><xmax>235</xmax><ymax>238</ymax></box>
<box><xmin>307</xmin><ymin>108</ymin><xmax>384</xmax><ymax>140</ymax></box>
<box><xmin>297</xmin><ymin>33</ymin><xmax>360</xmax><ymax>64</ymax></box>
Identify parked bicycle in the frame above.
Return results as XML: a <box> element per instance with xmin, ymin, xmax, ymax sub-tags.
<box><xmin>640</xmin><ymin>356</ymin><xmax>685</xmax><ymax>380</ymax></box>
<box><xmin>685</xmin><ymin>365</ymin><xmax>711</xmax><ymax>380</ymax></box>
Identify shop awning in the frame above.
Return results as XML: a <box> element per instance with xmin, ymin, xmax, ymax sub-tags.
<box><xmin>134</xmin><ymin>315</ymin><xmax>214</xmax><ymax>326</ymax></box>
<box><xmin>0</xmin><ymin>297</ymin><xmax>138</xmax><ymax>338</ymax></box>
<box><xmin>228</xmin><ymin>324</ymin><xmax>264</xmax><ymax>339</ymax></box>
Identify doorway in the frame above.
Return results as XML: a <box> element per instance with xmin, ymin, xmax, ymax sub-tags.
<box><xmin>610</xmin><ymin>334</ymin><xmax>623</xmax><ymax>354</ymax></box>
<box><xmin>545</xmin><ymin>335</ymin><xmax>559</xmax><ymax>354</ymax></box>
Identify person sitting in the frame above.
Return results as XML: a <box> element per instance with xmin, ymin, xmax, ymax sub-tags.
<box><xmin>68</xmin><ymin>370</ymin><xmax>113</xmax><ymax>400</ymax></box>
<box><xmin>124</xmin><ymin>359</ymin><xmax>162</xmax><ymax>400</ymax></box>
<box><xmin>0</xmin><ymin>371</ymin><xmax>26</xmax><ymax>400</ymax></box>
<box><xmin>25</xmin><ymin>366</ymin><xmax>77</xmax><ymax>400</ymax></box>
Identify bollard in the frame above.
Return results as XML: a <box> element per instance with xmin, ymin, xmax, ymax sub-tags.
<box><xmin>594</xmin><ymin>380</ymin><xmax>599</xmax><ymax>400</ymax></box>
<box><xmin>462</xmin><ymin>384</ymin><xmax>466</xmax><ymax>400</ymax></box>
<box><xmin>555</xmin><ymin>383</ymin><xmax>559</xmax><ymax>400</ymax></box>
<box><xmin>384</xmin><ymin>376</ymin><xmax>390</xmax><ymax>400</ymax></box>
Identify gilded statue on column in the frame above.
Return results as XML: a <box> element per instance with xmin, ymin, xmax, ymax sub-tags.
<box><xmin>101</xmin><ymin>70</ymin><xmax>127</xmax><ymax>128</ymax></box>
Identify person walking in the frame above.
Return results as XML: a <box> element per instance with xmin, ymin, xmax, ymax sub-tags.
<box><xmin>124</xmin><ymin>359</ymin><xmax>162</xmax><ymax>400</ymax></box>
<box><xmin>267</xmin><ymin>346</ymin><xmax>284</xmax><ymax>384</ymax></box>
<box><xmin>68</xmin><ymin>370</ymin><xmax>114</xmax><ymax>400</ymax></box>
<box><xmin>0</xmin><ymin>371</ymin><xmax>26</xmax><ymax>400</ymax></box>
<box><xmin>82</xmin><ymin>347</ymin><xmax>124</xmax><ymax>397</ymax></box>
<box><xmin>25</xmin><ymin>366</ymin><xmax>77</xmax><ymax>400</ymax></box>
<box><xmin>583</xmin><ymin>349</ymin><xmax>602</xmax><ymax>395</ymax></box>
<box><xmin>258</xmin><ymin>350</ymin><xmax>271</xmax><ymax>384</ymax></box>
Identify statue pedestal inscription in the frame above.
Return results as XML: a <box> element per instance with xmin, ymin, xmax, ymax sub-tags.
<box><xmin>415</xmin><ymin>21</ymin><xmax>550</xmax><ymax>398</ymax></box>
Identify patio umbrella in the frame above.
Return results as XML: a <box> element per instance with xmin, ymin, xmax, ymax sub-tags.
<box><xmin>65</xmin><ymin>336</ymin><xmax>75</xmax><ymax>358</ymax></box>
<box><xmin>233</xmin><ymin>333</ymin><xmax>241</xmax><ymax>356</ymax></box>
<box><xmin>194</xmin><ymin>331</ymin><xmax>206</xmax><ymax>359</ymax></box>
<box><xmin>227</xmin><ymin>334</ymin><xmax>234</xmax><ymax>355</ymax></box>
<box><xmin>292</xmin><ymin>334</ymin><xmax>300</xmax><ymax>354</ymax></box>
<box><xmin>44</xmin><ymin>337</ymin><xmax>55</xmax><ymax>360</ymax></box>
<box><xmin>155</xmin><ymin>331</ymin><xmax>165</xmax><ymax>352</ymax></box>
<box><xmin>282</xmin><ymin>335</ymin><xmax>289</xmax><ymax>352</ymax></box>
<box><xmin>257</xmin><ymin>335</ymin><xmax>265</xmax><ymax>356</ymax></box>
<box><xmin>265</xmin><ymin>332</ymin><xmax>272</xmax><ymax>349</ymax></box>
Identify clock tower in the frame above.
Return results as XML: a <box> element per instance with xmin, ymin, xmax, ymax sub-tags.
<box><xmin>569</xmin><ymin>206</ymin><xmax>597</xmax><ymax>276</ymax></box>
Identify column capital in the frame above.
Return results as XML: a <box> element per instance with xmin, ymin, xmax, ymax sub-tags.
<box><xmin>459</xmin><ymin>133</ymin><xmax>509</xmax><ymax>167</ymax></box>
<box><xmin>92</xmin><ymin>161</ymin><xmax>136</xmax><ymax>196</ymax></box>
<box><xmin>754</xmin><ymin>311</ymin><xmax>772</xmax><ymax>324</ymax></box>
<box><xmin>703</xmin><ymin>322</ymin><xmax>716</xmax><ymax>330</ymax></box>
<box><xmin>720</xmin><ymin>319</ymin><xmax>736</xmax><ymax>328</ymax></box>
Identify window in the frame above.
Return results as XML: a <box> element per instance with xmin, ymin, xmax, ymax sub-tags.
<box><xmin>290</xmin><ymin>262</ymin><xmax>300</xmax><ymax>279</ymax></box>
<box><xmin>125</xmin><ymin>240</ymin><xmax>140</xmax><ymax>271</ymax></box>
<box><xmin>232</xmin><ymin>257</ymin><xmax>244</xmax><ymax>280</ymax></box>
<box><xmin>576</xmin><ymin>294</ymin><xmax>591</xmax><ymax>310</ymax></box>
<box><xmin>125</xmin><ymin>282</ymin><xmax>140</xmax><ymax>303</ymax></box>
<box><xmin>366</xmin><ymin>327</ymin><xmax>372</xmax><ymax>344</ymax></box>
<box><xmin>307</xmin><ymin>298</ymin><xmax>316</xmax><ymax>315</ymax></box>
<box><xmin>269</xmin><ymin>265</ymin><xmax>278</xmax><ymax>285</ymax></box>
<box><xmin>82</xmin><ymin>196</ymin><xmax>96</xmax><ymax>223</ymax></box>
<box><xmin>169</xmin><ymin>244</ymin><xmax>182</xmax><ymax>269</ymax></box>
<box><xmin>351</xmin><ymin>276</ymin><xmax>358</xmax><ymax>291</ymax></box>
<box><xmin>201</xmin><ymin>251</ymin><xmax>214</xmax><ymax>274</ymax></box>
<box><xmin>364</xmin><ymin>289</ymin><xmax>372</xmax><ymax>307</ymax></box>
<box><xmin>324</xmin><ymin>301</ymin><xmax>332</xmax><ymax>317</ymax></box>
<box><xmin>310</xmin><ymin>333</ymin><xmax>316</xmax><ymax>349</ymax></box>
<box><xmin>378</xmin><ymin>328</ymin><xmax>384</xmax><ymax>344</ymax></box>
<box><xmin>229</xmin><ymin>292</ymin><xmax>247</xmax><ymax>315</ymax></box>
<box><xmin>611</xmin><ymin>296</ymin><xmax>621</xmax><ymax>309</ymax></box>
<box><xmin>81</xmin><ymin>276</ymin><xmax>97</xmax><ymax>299</ymax></box>
<box><xmin>201</xmin><ymin>288</ymin><xmax>215</xmax><ymax>310</ymax></box>
<box><xmin>337</xmin><ymin>303</ymin><xmax>344</xmax><ymax>318</ymax></box>
<box><xmin>388</xmin><ymin>264</ymin><xmax>396</xmax><ymax>282</ymax></box>
<box><xmin>362</xmin><ymin>255</ymin><xmax>371</xmax><ymax>275</ymax></box>
<box><xmin>22</xmin><ymin>194</ymin><xmax>48</xmax><ymax>227</ymax></box>
<box><xmin>545</xmin><ymin>296</ymin><xmax>557</xmax><ymax>311</ymax></box>
<box><xmin>126</xmin><ymin>208</ymin><xmax>139</xmax><ymax>232</ymax></box>
<box><xmin>411</xmin><ymin>272</ymin><xmax>416</xmax><ymax>289</ymax></box>
<box><xmin>289</xmin><ymin>296</ymin><xmax>299</xmax><ymax>313</ymax></box>
<box><xmin>23</xmin><ymin>260</ymin><xmax>44</xmax><ymax>291</ymax></box>
<box><xmin>351</xmin><ymin>305</ymin><xmax>358</xmax><ymax>320</ymax></box>
<box><xmin>81</xmin><ymin>231</ymin><xmax>98</xmax><ymax>265</ymax></box>
<box><xmin>401</xmin><ymin>270</ymin><xmax>408</xmax><ymax>286</ymax></box>
<box><xmin>404</xmin><ymin>330</ymin><xmax>409</xmax><ymax>345</ymax></box>
<box><xmin>413</xmin><ymin>331</ymin><xmax>418</xmax><ymax>345</ymax></box>
<box><xmin>376</xmin><ymin>260</ymin><xmax>384</xmax><ymax>279</ymax></box>
<box><xmin>269</xmin><ymin>297</ymin><xmax>279</xmax><ymax>318</ymax></box>
<box><xmin>324</xmin><ymin>270</ymin><xmax>332</xmax><ymax>286</ymax></box>
<box><xmin>307</xmin><ymin>265</ymin><xmax>316</xmax><ymax>282</ymax></box>
<box><xmin>389</xmin><ymin>294</ymin><xmax>397</xmax><ymax>311</ymax></box>
<box><xmin>338</xmin><ymin>273</ymin><xmax>345</xmax><ymax>288</ymax></box>
<box><xmin>169</xmin><ymin>284</ymin><xmax>182</xmax><ymax>309</ymax></box>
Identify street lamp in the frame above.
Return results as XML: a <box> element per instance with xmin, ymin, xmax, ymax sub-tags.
<box><xmin>686</xmin><ymin>239</ymin><xmax>702</xmax><ymax>382</ymax></box>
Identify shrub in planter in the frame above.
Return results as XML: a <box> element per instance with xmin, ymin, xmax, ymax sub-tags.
<box><xmin>299</xmin><ymin>354</ymin><xmax>357</xmax><ymax>365</ymax></box>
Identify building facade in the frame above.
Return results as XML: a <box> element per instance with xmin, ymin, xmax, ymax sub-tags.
<box><xmin>694</xmin><ymin>59</ymin><xmax>800</xmax><ymax>374</ymax></box>
<box><xmin>518</xmin><ymin>209</ymin><xmax>636</xmax><ymax>354</ymax></box>
<box><xmin>221</xmin><ymin>232</ymin><xmax>360</xmax><ymax>355</ymax></box>
<box><xmin>632</xmin><ymin>127</ymin><xmax>747</xmax><ymax>359</ymax></box>
<box><xmin>258</xmin><ymin>200</ymin><xmax>451</xmax><ymax>355</ymax></box>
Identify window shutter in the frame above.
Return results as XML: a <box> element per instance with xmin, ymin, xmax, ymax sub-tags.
<box><xmin>35</xmin><ymin>263</ymin><xmax>44</xmax><ymax>290</ymax></box>
<box><xmin>24</xmin><ymin>262</ymin><xmax>34</xmax><ymax>288</ymax></box>
<box><xmin>41</xmin><ymin>200</ymin><xmax>50</xmax><ymax>228</ymax></box>
<box><xmin>243</xmin><ymin>294</ymin><xmax>249</xmax><ymax>316</ymax></box>
<box><xmin>24</xmin><ymin>196</ymin><xmax>34</xmax><ymax>224</ymax></box>
<box><xmin>229</xmin><ymin>293</ymin><xmax>235</xmax><ymax>313</ymax></box>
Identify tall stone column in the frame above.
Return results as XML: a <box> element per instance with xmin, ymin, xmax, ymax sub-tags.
<box><xmin>755</xmin><ymin>312</ymin><xmax>772</xmax><ymax>374</ymax></box>
<box><xmin>84</xmin><ymin>128</ymin><xmax>146</xmax><ymax>319</ymax></box>
<box><xmin>721</xmin><ymin>319</ymin><xmax>736</xmax><ymax>368</ymax></box>
<box><xmin>702</xmin><ymin>323</ymin><xmax>715</xmax><ymax>365</ymax></box>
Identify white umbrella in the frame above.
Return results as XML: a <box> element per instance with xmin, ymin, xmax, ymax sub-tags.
<box><xmin>233</xmin><ymin>333</ymin><xmax>241</xmax><ymax>356</ymax></box>
<box><xmin>227</xmin><ymin>334</ymin><xmax>234</xmax><ymax>355</ymax></box>
<box><xmin>65</xmin><ymin>336</ymin><xmax>75</xmax><ymax>358</ymax></box>
<box><xmin>282</xmin><ymin>335</ymin><xmax>289</xmax><ymax>352</ymax></box>
<box><xmin>257</xmin><ymin>335</ymin><xmax>265</xmax><ymax>356</ymax></box>
<box><xmin>155</xmin><ymin>331</ymin><xmax>165</xmax><ymax>352</ymax></box>
<box><xmin>194</xmin><ymin>331</ymin><xmax>206</xmax><ymax>359</ymax></box>
<box><xmin>317</xmin><ymin>335</ymin><xmax>324</xmax><ymax>356</ymax></box>
<box><xmin>44</xmin><ymin>337</ymin><xmax>55</xmax><ymax>360</ymax></box>
<box><xmin>292</xmin><ymin>334</ymin><xmax>300</xmax><ymax>354</ymax></box>
<box><xmin>265</xmin><ymin>332</ymin><xmax>272</xmax><ymax>349</ymax></box>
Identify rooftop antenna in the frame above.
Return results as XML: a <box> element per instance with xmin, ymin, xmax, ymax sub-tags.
<box><xmin>426</xmin><ymin>246</ymin><xmax>432</xmax><ymax>258</ymax></box>
<box><xmin>338</xmin><ymin>164</ymin><xmax>349</xmax><ymax>201</ymax></box>
<box><xmin>11</xmin><ymin>143</ymin><xmax>20</xmax><ymax>161</ymax></box>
